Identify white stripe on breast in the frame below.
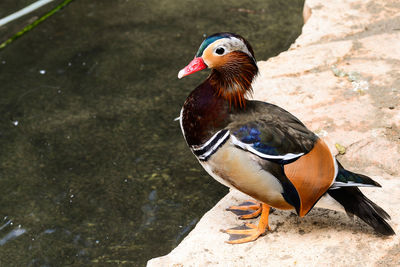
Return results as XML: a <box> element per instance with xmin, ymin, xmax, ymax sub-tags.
<box><xmin>192</xmin><ymin>129</ymin><xmax>227</xmax><ymax>151</ymax></box>
<box><xmin>178</xmin><ymin>108</ymin><xmax>186</xmax><ymax>141</ymax></box>
<box><xmin>197</xmin><ymin>131</ymin><xmax>230</xmax><ymax>160</ymax></box>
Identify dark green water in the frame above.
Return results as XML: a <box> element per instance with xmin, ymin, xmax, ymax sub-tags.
<box><xmin>0</xmin><ymin>0</ymin><xmax>304</xmax><ymax>265</ymax></box>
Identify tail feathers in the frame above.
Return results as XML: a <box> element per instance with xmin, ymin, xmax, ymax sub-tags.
<box><xmin>332</xmin><ymin>161</ymin><xmax>381</xmax><ymax>188</ymax></box>
<box><xmin>328</xmin><ymin>187</ymin><xmax>395</xmax><ymax>236</ymax></box>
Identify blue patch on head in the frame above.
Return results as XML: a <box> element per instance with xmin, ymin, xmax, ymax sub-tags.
<box><xmin>196</xmin><ymin>33</ymin><xmax>233</xmax><ymax>57</ymax></box>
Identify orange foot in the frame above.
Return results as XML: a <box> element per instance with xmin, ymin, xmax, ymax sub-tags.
<box><xmin>226</xmin><ymin>200</ymin><xmax>262</xmax><ymax>219</ymax></box>
<box><xmin>223</xmin><ymin>203</ymin><xmax>271</xmax><ymax>244</ymax></box>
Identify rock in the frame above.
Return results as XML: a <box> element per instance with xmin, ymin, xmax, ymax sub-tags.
<box><xmin>148</xmin><ymin>178</ymin><xmax>399</xmax><ymax>266</ymax></box>
<box><xmin>148</xmin><ymin>0</ymin><xmax>400</xmax><ymax>266</ymax></box>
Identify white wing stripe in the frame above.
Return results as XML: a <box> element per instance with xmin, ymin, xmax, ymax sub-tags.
<box><xmin>331</xmin><ymin>157</ymin><xmax>339</xmax><ymax>186</ymax></box>
<box><xmin>330</xmin><ymin>181</ymin><xmax>376</xmax><ymax>189</ymax></box>
<box><xmin>230</xmin><ymin>135</ymin><xmax>304</xmax><ymax>161</ymax></box>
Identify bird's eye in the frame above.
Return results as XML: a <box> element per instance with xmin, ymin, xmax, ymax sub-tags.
<box><xmin>215</xmin><ymin>47</ymin><xmax>225</xmax><ymax>55</ymax></box>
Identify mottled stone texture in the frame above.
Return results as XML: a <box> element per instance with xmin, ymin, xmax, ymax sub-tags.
<box><xmin>148</xmin><ymin>0</ymin><xmax>400</xmax><ymax>266</ymax></box>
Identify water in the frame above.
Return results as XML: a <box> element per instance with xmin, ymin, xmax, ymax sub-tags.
<box><xmin>0</xmin><ymin>0</ymin><xmax>304</xmax><ymax>265</ymax></box>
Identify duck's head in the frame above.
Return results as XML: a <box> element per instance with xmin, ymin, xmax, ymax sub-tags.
<box><xmin>178</xmin><ymin>32</ymin><xmax>258</xmax><ymax>108</ymax></box>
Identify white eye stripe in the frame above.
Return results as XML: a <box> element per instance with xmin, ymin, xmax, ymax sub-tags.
<box><xmin>211</xmin><ymin>37</ymin><xmax>253</xmax><ymax>58</ymax></box>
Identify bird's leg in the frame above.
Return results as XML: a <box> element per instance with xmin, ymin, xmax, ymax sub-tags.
<box><xmin>223</xmin><ymin>203</ymin><xmax>271</xmax><ymax>244</ymax></box>
<box><xmin>226</xmin><ymin>200</ymin><xmax>262</xmax><ymax>219</ymax></box>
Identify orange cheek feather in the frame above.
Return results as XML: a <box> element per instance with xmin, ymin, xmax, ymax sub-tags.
<box><xmin>202</xmin><ymin>47</ymin><xmax>229</xmax><ymax>68</ymax></box>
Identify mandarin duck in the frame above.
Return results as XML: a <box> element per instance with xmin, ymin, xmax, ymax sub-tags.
<box><xmin>177</xmin><ymin>32</ymin><xmax>395</xmax><ymax>244</ymax></box>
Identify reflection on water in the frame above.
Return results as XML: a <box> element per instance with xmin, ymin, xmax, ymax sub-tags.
<box><xmin>0</xmin><ymin>0</ymin><xmax>304</xmax><ymax>265</ymax></box>
<box><xmin>0</xmin><ymin>218</ymin><xmax>26</xmax><ymax>246</ymax></box>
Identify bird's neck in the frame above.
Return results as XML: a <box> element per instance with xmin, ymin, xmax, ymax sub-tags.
<box><xmin>207</xmin><ymin>52</ymin><xmax>258</xmax><ymax>108</ymax></box>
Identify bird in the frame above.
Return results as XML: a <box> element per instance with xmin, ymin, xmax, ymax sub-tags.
<box><xmin>177</xmin><ymin>32</ymin><xmax>395</xmax><ymax>244</ymax></box>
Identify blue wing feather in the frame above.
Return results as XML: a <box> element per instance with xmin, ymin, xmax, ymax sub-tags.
<box><xmin>233</xmin><ymin>125</ymin><xmax>282</xmax><ymax>157</ymax></box>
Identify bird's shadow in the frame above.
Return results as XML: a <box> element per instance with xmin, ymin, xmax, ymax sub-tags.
<box><xmin>268</xmin><ymin>207</ymin><xmax>388</xmax><ymax>237</ymax></box>
<box><xmin>227</xmin><ymin>206</ymin><xmax>391</xmax><ymax>238</ymax></box>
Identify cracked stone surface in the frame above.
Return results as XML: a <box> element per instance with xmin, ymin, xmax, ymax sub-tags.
<box><xmin>148</xmin><ymin>0</ymin><xmax>400</xmax><ymax>266</ymax></box>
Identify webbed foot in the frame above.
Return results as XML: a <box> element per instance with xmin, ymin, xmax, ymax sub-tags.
<box><xmin>223</xmin><ymin>203</ymin><xmax>271</xmax><ymax>244</ymax></box>
<box><xmin>226</xmin><ymin>200</ymin><xmax>262</xmax><ymax>219</ymax></box>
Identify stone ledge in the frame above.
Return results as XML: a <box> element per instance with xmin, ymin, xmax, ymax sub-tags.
<box><xmin>148</xmin><ymin>176</ymin><xmax>399</xmax><ymax>267</ymax></box>
<box><xmin>148</xmin><ymin>0</ymin><xmax>400</xmax><ymax>266</ymax></box>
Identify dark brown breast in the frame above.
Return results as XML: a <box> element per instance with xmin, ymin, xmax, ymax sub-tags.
<box><xmin>182</xmin><ymin>80</ymin><xmax>230</xmax><ymax>146</ymax></box>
